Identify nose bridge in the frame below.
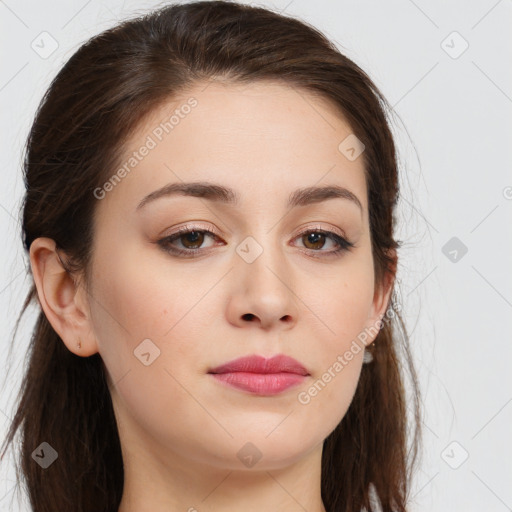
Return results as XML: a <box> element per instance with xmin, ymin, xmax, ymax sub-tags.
<box><xmin>237</xmin><ymin>223</ymin><xmax>286</xmax><ymax>280</ymax></box>
<box><xmin>233</xmin><ymin>227</ymin><xmax>297</xmax><ymax>314</ymax></box>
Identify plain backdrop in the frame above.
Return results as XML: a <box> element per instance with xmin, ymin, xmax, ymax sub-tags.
<box><xmin>1</xmin><ymin>1</ymin><xmax>511</xmax><ymax>511</ymax></box>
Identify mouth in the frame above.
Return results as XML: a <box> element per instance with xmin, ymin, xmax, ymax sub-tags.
<box><xmin>208</xmin><ymin>354</ymin><xmax>310</xmax><ymax>396</ymax></box>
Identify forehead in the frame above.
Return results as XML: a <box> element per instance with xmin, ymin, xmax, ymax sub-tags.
<box><xmin>95</xmin><ymin>79</ymin><xmax>368</xmax><ymax>217</ymax></box>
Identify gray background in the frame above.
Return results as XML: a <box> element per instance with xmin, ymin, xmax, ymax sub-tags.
<box><xmin>1</xmin><ymin>0</ymin><xmax>511</xmax><ymax>510</ymax></box>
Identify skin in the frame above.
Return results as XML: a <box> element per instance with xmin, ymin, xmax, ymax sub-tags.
<box><xmin>30</xmin><ymin>80</ymin><xmax>395</xmax><ymax>512</ymax></box>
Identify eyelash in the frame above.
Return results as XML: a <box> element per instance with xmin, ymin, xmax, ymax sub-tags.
<box><xmin>156</xmin><ymin>224</ymin><xmax>355</xmax><ymax>259</ymax></box>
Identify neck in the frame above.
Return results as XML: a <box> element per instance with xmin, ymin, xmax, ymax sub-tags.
<box><xmin>117</xmin><ymin>437</ymin><xmax>327</xmax><ymax>512</ymax></box>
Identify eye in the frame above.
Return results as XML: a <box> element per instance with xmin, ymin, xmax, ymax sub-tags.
<box><xmin>293</xmin><ymin>229</ymin><xmax>354</xmax><ymax>257</ymax></box>
<box><xmin>156</xmin><ymin>225</ymin><xmax>354</xmax><ymax>258</ymax></box>
<box><xmin>157</xmin><ymin>226</ymin><xmax>220</xmax><ymax>257</ymax></box>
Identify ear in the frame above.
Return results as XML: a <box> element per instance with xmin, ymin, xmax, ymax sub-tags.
<box><xmin>29</xmin><ymin>237</ymin><xmax>98</xmax><ymax>357</ymax></box>
<box><xmin>364</xmin><ymin>248</ymin><xmax>397</xmax><ymax>344</ymax></box>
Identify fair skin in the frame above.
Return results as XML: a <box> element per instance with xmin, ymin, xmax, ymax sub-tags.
<box><xmin>29</xmin><ymin>80</ymin><xmax>394</xmax><ymax>512</ymax></box>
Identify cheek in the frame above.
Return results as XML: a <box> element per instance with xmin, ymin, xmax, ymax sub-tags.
<box><xmin>89</xmin><ymin>238</ymin><xmax>232</xmax><ymax>419</ymax></box>
<box><xmin>310</xmin><ymin>257</ymin><xmax>375</xmax><ymax>353</ymax></box>
<box><xmin>295</xmin><ymin>256</ymin><xmax>374</xmax><ymax>423</ymax></box>
<box><xmin>89</xmin><ymin>246</ymin><xmax>221</xmax><ymax>457</ymax></box>
<box><xmin>90</xmin><ymin>237</ymin><xmax>214</xmax><ymax>346</ymax></box>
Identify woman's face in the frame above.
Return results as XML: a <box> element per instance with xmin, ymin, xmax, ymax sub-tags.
<box><xmin>88</xmin><ymin>80</ymin><xmax>391</xmax><ymax>471</ymax></box>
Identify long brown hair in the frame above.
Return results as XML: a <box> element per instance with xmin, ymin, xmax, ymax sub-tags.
<box><xmin>1</xmin><ymin>2</ymin><xmax>421</xmax><ymax>511</ymax></box>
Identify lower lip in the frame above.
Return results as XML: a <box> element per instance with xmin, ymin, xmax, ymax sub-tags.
<box><xmin>210</xmin><ymin>372</ymin><xmax>307</xmax><ymax>395</ymax></box>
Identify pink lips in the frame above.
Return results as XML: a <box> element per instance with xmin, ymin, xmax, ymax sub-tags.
<box><xmin>208</xmin><ymin>354</ymin><xmax>309</xmax><ymax>396</ymax></box>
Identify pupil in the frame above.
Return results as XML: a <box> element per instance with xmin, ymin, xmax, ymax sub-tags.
<box><xmin>305</xmin><ymin>232</ymin><xmax>324</xmax><ymax>249</ymax></box>
<box><xmin>183</xmin><ymin>231</ymin><xmax>203</xmax><ymax>248</ymax></box>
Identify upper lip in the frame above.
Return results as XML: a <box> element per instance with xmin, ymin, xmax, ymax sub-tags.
<box><xmin>208</xmin><ymin>354</ymin><xmax>310</xmax><ymax>376</ymax></box>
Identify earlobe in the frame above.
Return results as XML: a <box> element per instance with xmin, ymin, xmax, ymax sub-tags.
<box><xmin>29</xmin><ymin>237</ymin><xmax>98</xmax><ymax>357</ymax></box>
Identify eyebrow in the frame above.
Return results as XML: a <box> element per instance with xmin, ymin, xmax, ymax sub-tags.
<box><xmin>136</xmin><ymin>181</ymin><xmax>363</xmax><ymax>212</ymax></box>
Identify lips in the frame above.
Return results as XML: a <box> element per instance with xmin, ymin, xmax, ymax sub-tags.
<box><xmin>208</xmin><ymin>354</ymin><xmax>309</xmax><ymax>375</ymax></box>
<box><xmin>208</xmin><ymin>354</ymin><xmax>309</xmax><ymax>395</ymax></box>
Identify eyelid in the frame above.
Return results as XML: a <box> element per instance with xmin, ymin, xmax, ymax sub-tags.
<box><xmin>290</xmin><ymin>222</ymin><xmax>348</xmax><ymax>241</ymax></box>
<box><xmin>160</xmin><ymin>221</ymin><xmax>222</xmax><ymax>238</ymax></box>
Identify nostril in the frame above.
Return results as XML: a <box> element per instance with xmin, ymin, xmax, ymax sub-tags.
<box><xmin>242</xmin><ymin>313</ymin><xmax>255</xmax><ymax>321</ymax></box>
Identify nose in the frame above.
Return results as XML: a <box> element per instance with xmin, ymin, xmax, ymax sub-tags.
<box><xmin>225</xmin><ymin>241</ymin><xmax>299</xmax><ymax>331</ymax></box>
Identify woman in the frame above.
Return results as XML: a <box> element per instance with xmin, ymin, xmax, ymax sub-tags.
<box><xmin>1</xmin><ymin>1</ymin><xmax>421</xmax><ymax>511</ymax></box>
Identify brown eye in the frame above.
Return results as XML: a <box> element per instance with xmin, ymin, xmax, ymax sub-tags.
<box><xmin>302</xmin><ymin>232</ymin><xmax>327</xmax><ymax>250</ymax></box>
<box><xmin>179</xmin><ymin>230</ymin><xmax>205</xmax><ymax>249</ymax></box>
<box><xmin>293</xmin><ymin>228</ymin><xmax>354</xmax><ymax>257</ymax></box>
<box><xmin>157</xmin><ymin>227</ymin><xmax>220</xmax><ymax>257</ymax></box>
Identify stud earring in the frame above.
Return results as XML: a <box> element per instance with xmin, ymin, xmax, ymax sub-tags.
<box><xmin>362</xmin><ymin>344</ymin><xmax>374</xmax><ymax>364</ymax></box>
